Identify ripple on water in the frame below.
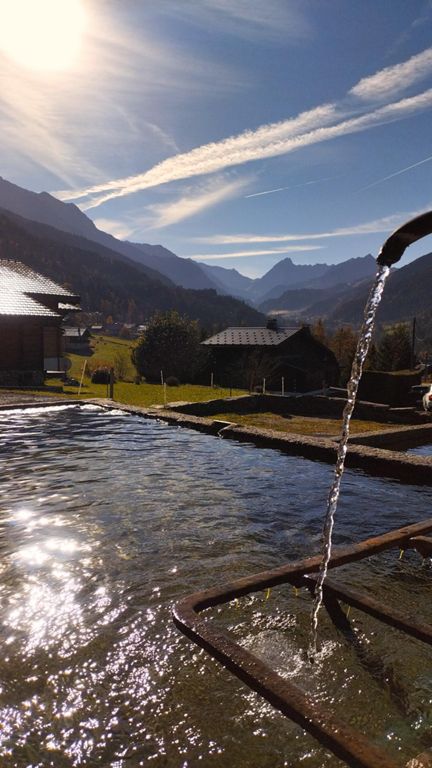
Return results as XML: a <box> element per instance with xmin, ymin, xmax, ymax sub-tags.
<box><xmin>0</xmin><ymin>405</ymin><xmax>431</xmax><ymax>767</ymax></box>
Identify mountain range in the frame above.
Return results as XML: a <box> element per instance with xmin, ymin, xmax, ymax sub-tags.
<box><xmin>0</xmin><ymin>176</ymin><xmax>378</xmax><ymax>306</ymax></box>
<box><xmin>0</xmin><ymin>176</ymin><xmax>431</xmax><ymax>330</ymax></box>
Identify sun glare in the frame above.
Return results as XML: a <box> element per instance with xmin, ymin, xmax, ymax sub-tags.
<box><xmin>0</xmin><ymin>0</ymin><xmax>86</xmax><ymax>71</ymax></box>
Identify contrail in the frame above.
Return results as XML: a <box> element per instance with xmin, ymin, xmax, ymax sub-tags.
<box><xmin>57</xmin><ymin>87</ymin><xmax>432</xmax><ymax>209</ymax></box>
<box><xmin>245</xmin><ymin>175</ymin><xmax>341</xmax><ymax>198</ymax></box>
<box><xmin>360</xmin><ymin>153</ymin><xmax>432</xmax><ymax>191</ymax></box>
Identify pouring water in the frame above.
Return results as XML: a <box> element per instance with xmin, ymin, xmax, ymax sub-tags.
<box><xmin>309</xmin><ymin>210</ymin><xmax>432</xmax><ymax>659</ymax></box>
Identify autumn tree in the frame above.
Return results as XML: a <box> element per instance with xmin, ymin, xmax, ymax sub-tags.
<box><xmin>329</xmin><ymin>326</ymin><xmax>358</xmax><ymax>384</ymax></box>
<box><xmin>131</xmin><ymin>311</ymin><xmax>207</xmax><ymax>383</ymax></box>
<box><xmin>311</xmin><ymin>318</ymin><xmax>328</xmax><ymax>345</ymax></box>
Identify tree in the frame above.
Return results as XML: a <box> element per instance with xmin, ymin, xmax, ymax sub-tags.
<box><xmin>113</xmin><ymin>350</ymin><xmax>130</xmax><ymax>381</ymax></box>
<box><xmin>376</xmin><ymin>323</ymin><xmax>412</xmax><ymax>371</ymax></box>
<box><xmin>329</xmin><ymin>326</ymin><xmax>358</xmax><ymax>384</ymax></box>
<box><xmin>311</xmin><ymin>319</ymin><xmax>328</xmax><ymax>345</ymax></box>
<box><xmin>131</xmin><ymin>311</ymin><xmax>207</xmax><ymax>383</ymax></box>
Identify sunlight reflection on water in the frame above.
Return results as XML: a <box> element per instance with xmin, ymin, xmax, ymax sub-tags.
<box><xmin>0</xmin><ymin>405</ymin><xmax>431</xmax><ymax>767</ymax></box>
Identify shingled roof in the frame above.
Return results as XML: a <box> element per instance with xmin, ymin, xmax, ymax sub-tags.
<box><xmin>0</xmin><ymin>260</ymin><xmax>80</xmax><ymax>317</ymax></box>
<box><xmin>202</xmin><ymin>327</ymin><xmax>301</xmax><ymax>346</ymax></box>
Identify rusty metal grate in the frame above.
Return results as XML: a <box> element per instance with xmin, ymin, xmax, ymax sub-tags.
<box><xmin>173</xmin><ymin>518</ymin><xmax>432</xmax><ymax>768</ymax></box>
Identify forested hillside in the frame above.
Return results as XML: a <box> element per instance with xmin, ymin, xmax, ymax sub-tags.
<box><xmin>0</xmin><ymin>212</ymin><xmax>264</xmax><ymax>330</ymax></box>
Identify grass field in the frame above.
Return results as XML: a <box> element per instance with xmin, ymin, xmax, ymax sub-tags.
<box><xmin>210</xmin><ymin>411</ymin><xmax>397</xmax><ymax>437</ymax></box>
<box><xmin>58</xmin><ymin>334</ymin><xmax>247</xmax><ymax>407</ymax></box>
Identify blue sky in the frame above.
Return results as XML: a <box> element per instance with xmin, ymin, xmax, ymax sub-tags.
<box><xmin>1</xmin><ymin>0</ymin><xmax>432</xmax><ymax>276</ymax></box>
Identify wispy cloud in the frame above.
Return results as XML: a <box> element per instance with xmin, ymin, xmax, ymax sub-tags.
<box><xmin>156</xmin><ymin>0</ymin><xmax>311</xmax><ymax>43</ymax></box>
<box><xmin>58</xmin><ymin>102</ymin><xmax>339</xmax><ymax>205</ymax></box>
<box><xmin>189</xmin><ymin>245</ymin><xmax>324</xmax><ymax>260</ymax></box>
<box><xmin>350</xmin><ymin>47</ymin><xmax>432</xmax><ymax>101</ymax></box>
<box><xmin>192</xmin><ymin>212</ymin><xmax>419</xmax><ymax>244</ymax></box>
<box><xmin>60</xmin><ymin>77</ymin><xmax>432</xmax><ymax>209</ymax></box>
<box><xmin>0</xmin><ymin>2</ymin><xmax>243</xmax><ymax>187</ymax></box>
<box><xmin>359</xmin><ymin>154</ymin><xmax>432</xmax><ymax>191</ymax></box>
<box><xmin>145</xmin><ymin>176</ymin><xmax>250</xmax><ymax>229</ymax></box>
<box><xmin>92</xmin><ymin>217</ymin><xmax>135</xmax><ymax>239</ymax></box>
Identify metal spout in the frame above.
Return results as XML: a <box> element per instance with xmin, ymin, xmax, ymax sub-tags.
<box><xmin>377</xmin><ymin>210</ymin><xmax>432</xmax><ymax>267</ymax></box>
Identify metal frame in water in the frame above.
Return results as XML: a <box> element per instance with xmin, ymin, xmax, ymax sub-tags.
<box><xmin>173</xmin><ymin>518</ymin><xmax>432</xmax><ymax>768</ymax></box>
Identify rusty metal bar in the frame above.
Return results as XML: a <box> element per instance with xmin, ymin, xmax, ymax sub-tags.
<box><xmin>298</xmin><ymin>575</ymin><xmax>432</xmax><ymax>645</ymax></box>
<box><xmin>174</xmin><ymin>518</ymin><xmax>432</xmax><ymax>768</ymax></box>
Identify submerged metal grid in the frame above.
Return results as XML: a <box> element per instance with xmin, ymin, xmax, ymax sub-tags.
<box><xmin>173</xmin><ymin>518</ymin><xmax>432</xmax><ymax>768</ymax></box>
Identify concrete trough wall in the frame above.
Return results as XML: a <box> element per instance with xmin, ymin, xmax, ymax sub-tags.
<box><xmin>170</xmin><ymin>393</ymin><xmax>428</xmax><ymax>425</ymax></box>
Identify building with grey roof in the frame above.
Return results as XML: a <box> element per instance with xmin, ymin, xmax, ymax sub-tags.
<box><xmin>0</xmin><ymin>260</ymin><xmax>80</xmax><ymax>386</ymax></box>
<box><xmin>202</xmin><ymin>324</ymin><xmax>339</xmax><ymax>392</ymax></box>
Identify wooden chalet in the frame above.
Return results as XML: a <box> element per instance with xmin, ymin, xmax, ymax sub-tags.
<box><xmin>202</xmin><ymin>323</ymin><xmax>339</xmax><ymax>391</ymax></box>
<box><xmin>0</xmin><ymin>260</ymin><xmax>80</xmax><ymax>386</ymax></box>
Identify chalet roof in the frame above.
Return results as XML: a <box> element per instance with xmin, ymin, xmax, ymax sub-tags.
<box><xmin>0</xmin><ymin>260</ymin><xmax>80</xmax><ymax>318</ymax></box>
<box><xmin>202</xmin><ymin>326</ymin><xmax>301</xmax><ymax>346</ymax></box>
<box><xmin>0</xmin><ymin>260</ymin><xmax>77</xmax><ymax>297</ymax></box>
<box><xmin>63</xmin><ymin>327</ymin><xmax>90</xmax><ymax>337</ymax></box>
<box><xmin>0</xmin><ymin>290</ymin><xmax>59</xmax><ymax>317</ymax></box>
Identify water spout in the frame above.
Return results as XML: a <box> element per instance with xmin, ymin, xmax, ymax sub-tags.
<box><xmin>309</xmin><ymin>210</ymin><xmax>432</xmax><ymax>660</ymax></box>
<box><xmin>377</xmin><ymin>210</ymin><xmax>432</xmax><ymax>267</ymax></box>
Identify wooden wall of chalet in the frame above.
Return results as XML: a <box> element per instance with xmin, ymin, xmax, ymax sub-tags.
<box><xmin>0</xmin><ymin>318</ymin><xmax>45</xmax><ymax>370</ymax></box>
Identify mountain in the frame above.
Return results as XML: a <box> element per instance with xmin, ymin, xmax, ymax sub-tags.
<box><xmin>258</xmin><ymin>287</ymin><xmax>338</xmax><ymax>314</ymax></box>
<box><xmin>247</xmin><ymin>253</ymin><xmax>378</xmax><ymax>305</ymax></box>
<box><xmin>129</xmin><ymin>243</ymin><xmax>220</xmax><ymax>290</ymax></box>
<box><xmin>303</xmin><ymin>254</ymin><xmax>377</xmax><ymax>289</ymax></box>
<box><xmin>0</xmin><ymin>205</ymin><xmax>174</xmax><ymax>287</ymax></box>
<box><xmin>0</xmin><ymin>209</ymin><xmax>265</xmax><ymax>329</ymax></box>
<box><xmin>328</xmin><ymin>251</ymin><xmax>432</xmax><ymax>325</ymax></box>
<box><xmin>246</xmin><ymin>257</ymin><xmax>328</xmax><ymax>302</ymax></box>
<box><xmin>198</xmin><ymin>263</ymin><xmax>254</xmax><ymax>298</ymax></box>
<box><xmin>0</xmin><ymin>177</ymin><xmax>221</xmax><ymax>292</ymax></box>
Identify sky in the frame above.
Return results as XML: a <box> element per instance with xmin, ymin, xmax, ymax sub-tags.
<box><xmin>1</xmin><ymin>0</ymin><xmax>432</xmax><ymax>277</ymax></box>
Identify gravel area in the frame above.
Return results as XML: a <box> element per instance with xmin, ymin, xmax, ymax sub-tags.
<box><xmin>0</xmin><ymin>392</ymin><xmax>66</xmax><ymax>408</ymax></box>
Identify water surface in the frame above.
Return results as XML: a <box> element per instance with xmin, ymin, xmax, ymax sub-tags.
<box><xmin>0</xmin><ymin>405</ymin><xmax>431</xmax><ymax>767</ymax></box>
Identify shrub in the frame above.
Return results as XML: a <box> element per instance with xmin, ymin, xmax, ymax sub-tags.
<box><xmin>166</xmin><ymin>376</ymin><xmax>180</xmax><ymax>386</ymax></box>
<box><xmin>91</xmin><ymin>366</ymin><xmax>112</xmax><ymax>384</ymax></box>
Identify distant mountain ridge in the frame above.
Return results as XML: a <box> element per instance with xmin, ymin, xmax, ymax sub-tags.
<box><xmin>2</xmin><ymin>176</ymin><xmax>429</xmax><ymax>328</ymax></box>
<box><xmin>0</xmin><ymin>208</ymin><xmax>264</xmax><ymax>329</ymax></box>
<box><xmin>0</xmin><ymin>177</ymin><xmax>222</xmax><ymax>293</ymax></box>
<box><xmin>0</xmin><ymin>178</ymin><xmax>384</xmax><ymax>305</ymax></box>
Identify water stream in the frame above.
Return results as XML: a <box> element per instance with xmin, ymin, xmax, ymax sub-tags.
<box><xmin>309</xmin><ymin>263</ymin><xmax>390</xmax><ymax>658</ymax></box>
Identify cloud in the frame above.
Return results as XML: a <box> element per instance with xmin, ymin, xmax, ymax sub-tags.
<box><xmin>350</xmin><ymin>47</ymin><xmax>432</xmax><ymax>101</ymax></box>
<box><xmin>92</xmin><ymin>217</ymin><xmax>135</xmax><ymax>239</ymax></box>
<box><xmin>192</xmin><ymin>212</ymin><xmax>421</xmax><ymax>244</ymax></box>
<box><xmin>156</xmin><ymin>0</ymin><xmax>311</xmax><ymax>43</ymax></box>
<box><xmin>145</xmin><ymin>176</ymin><xmax>250</xmax><ymax>229</ymax></box>
<box><xmin>0</xmin><ymin>2</ymin><xmax>243</xmax><ymax>187</ymax></box>
<box><xmin>189</xmin><ymin>245</ymin><xmax>324</xmax><ymax>260</ymax></box>
<box><xmin>58</xmin><ymin>102</ymin><xmax>339</xmax><ymax>204</ymax></box>
<box><xmin>60</xmin><ymin>84</ymin><xmax>432</xmax><ymax>210</ymax></box>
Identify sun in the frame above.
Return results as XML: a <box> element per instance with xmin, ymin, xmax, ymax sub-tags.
<box><xmin>0</xmin><ymin>0</ymin><xmax>86</xmax><ymax>72</ymax></box>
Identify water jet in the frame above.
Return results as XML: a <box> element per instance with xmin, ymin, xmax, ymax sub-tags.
<box><xmin>174</xmin><ymin>211</ymin><xmax>432</xmax><ymax>767</ymax></box>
